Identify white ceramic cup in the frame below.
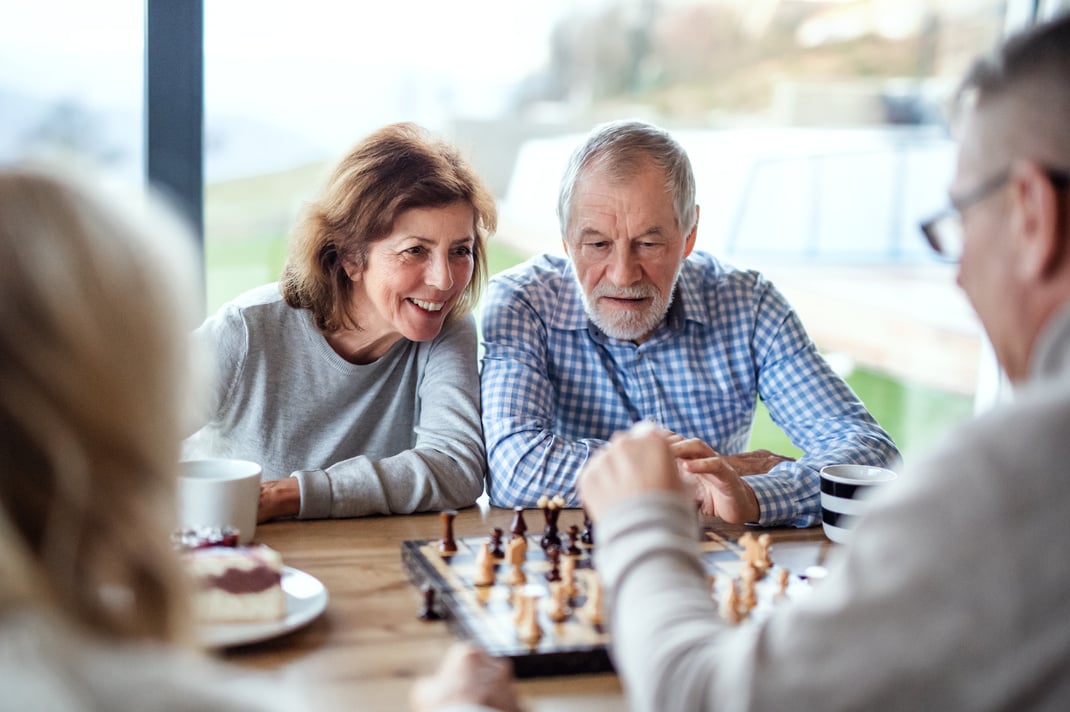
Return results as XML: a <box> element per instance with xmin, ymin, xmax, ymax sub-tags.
<box><xmin>819</xmin><ymin>464</ymin><xmax>897</xmax><ymax>544</ymax></box>
<box><xmin>177</xmin><ymin>459</ymin><xmax>262</xmax><ymax>544</ymax></box>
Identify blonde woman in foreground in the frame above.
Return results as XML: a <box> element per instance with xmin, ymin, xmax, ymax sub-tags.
<box><xmin>0</xmin><ymin>167</ymin><xmax>518</xmax><ymax>712</ymax></box>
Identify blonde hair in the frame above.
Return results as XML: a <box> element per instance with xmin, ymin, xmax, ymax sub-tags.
<box><xmin>281</xmin><ymin>122</ymin><xmax>497</xmax><ymax>333</ymax></box>
<box><xmin>0</xmin><ymin>166</ymin><xmax>199</xmax><ymax>644</ymax></box>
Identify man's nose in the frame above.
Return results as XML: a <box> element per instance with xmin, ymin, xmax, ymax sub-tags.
<box><xmin>607</xmin><ymin>247</ymin><xmax>641</xmax><ymax>286</ymax></box>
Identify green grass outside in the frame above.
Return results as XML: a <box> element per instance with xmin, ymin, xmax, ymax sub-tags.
<box><xmin>205</xmin><ymin>218</ymin><xmax>973</xmax><ymax>462</ymax></box>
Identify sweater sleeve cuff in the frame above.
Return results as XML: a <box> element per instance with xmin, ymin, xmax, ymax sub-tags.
<box><xmin>292</xmin><ymin>469</ymin><xmax>330</xmax><ymax>519</ymax></box>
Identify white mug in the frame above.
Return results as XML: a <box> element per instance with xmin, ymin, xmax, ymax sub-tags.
<box><xmin>177</xmin><ymin>458</ymin><xmax>262</xmax><ymax>544</ymax></box>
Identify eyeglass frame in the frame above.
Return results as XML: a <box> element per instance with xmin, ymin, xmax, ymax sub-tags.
<box><xmin>919</xmin><ymin>166</ymin><xmax>1070</xmax><ymax>262</ymax></box>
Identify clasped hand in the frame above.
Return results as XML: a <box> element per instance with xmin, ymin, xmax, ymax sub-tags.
<box><xmin>579</xmin><ymin>425</ymin><xmax>794</xmax><ymax>525</ymax></box>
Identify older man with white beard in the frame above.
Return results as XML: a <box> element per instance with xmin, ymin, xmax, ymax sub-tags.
<box><xmin>480</xmin><ymin>119</ymin><xmax>898</xmax><ymax>525</ymax></box>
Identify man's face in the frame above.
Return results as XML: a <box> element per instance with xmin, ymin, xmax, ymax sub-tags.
<box><xmin>563</xmin><ymin>160</ymin><xmax>696</xmax><ymax>344</ymax></box>
<box><xmin>953</xmin><ymin>105</ymin><xmax>1023</xmax><ymax>379</ymax></box>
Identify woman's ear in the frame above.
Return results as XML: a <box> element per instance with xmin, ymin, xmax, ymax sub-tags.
<box><xmin>341</xmin><ymin>255</ymin><xmax>361</xmax><ymax>282</ymax></box>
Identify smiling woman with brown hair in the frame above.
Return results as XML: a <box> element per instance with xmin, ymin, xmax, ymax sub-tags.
<box><xmin>185</xmin><ymin>122</ymin><xmax>497</xmax><ymax>524</ymax></box>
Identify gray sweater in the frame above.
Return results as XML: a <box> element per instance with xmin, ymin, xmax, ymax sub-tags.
<box><xmin>596</xmin><ymin>305</ymin><xmax>1070</xmax><ymax>711</ymax></box>
<box><xmin>183</xmin><ymin>283</ymin><xmax>484</xmax><ymax>519</ymax></box>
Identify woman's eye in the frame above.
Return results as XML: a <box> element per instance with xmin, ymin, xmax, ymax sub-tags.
<box><xmin>452</xmin><ymin>245</ymin><xmax>473</xmax><ymax>257</ymax></box>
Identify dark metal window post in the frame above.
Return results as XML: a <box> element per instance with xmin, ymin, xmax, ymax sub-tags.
<box><xmin>145</xmin><ymin>0</ymin><xmax>204</xmax><ymax>270</ymax></box>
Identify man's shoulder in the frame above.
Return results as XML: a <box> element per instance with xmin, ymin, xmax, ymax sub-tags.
<box><xmin>681</xmin><ymin>251</ymin><xmax>771</xmax><ymax>309</ymax></box>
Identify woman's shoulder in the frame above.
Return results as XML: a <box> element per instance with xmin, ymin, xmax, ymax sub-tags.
<box><xmin>0</xmin><ymin>611</ymin><xmax>301</xmax><ymax>712</ymax></box>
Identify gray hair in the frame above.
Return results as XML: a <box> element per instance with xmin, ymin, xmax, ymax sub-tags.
<box><xmin>556</xmin><ymin>119</ymin><xmax>697</xmax><ymax>239</ymax></box>
<box><xmin>956</xmin><ymin>12</ymin><xmax>1070</xmax><ymax>163</ymax></box>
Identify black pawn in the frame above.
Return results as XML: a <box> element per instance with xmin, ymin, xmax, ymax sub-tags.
<box><xmin>489</xmin><ymin>527</ymin><xmax>505</xmax><ymax>559</ymax></box>
<box><xmin>544</xmin><ymin>545</ymin><xmax>562</xmax><ymax>582</ymax></box>
<box><xmin>581</xmin><ymin>508</ymin><xmax>594</xmax><ymax>547</ymax></box>
<box><xmin>564</xmin><ymin>525</ymin><xmax>582</xmax><ymax>556</ymax></box>
<box><xmin>540</xmin><ymin>503</ymin><xmax>562</xmax><ymax>551</ymax></box>
<box><xmin>418</xmin><ymin>584</ymin><xmax>443</xmax><ymax>620</ymax></box>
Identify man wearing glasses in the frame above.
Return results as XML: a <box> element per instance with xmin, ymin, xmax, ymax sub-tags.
<box><xmin>568</xmin><ymin>12</ymin><xmax>1070</xmax><ymax>712</ymax></box>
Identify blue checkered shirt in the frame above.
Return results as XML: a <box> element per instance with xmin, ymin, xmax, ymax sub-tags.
<box><xmin>480</xmin><ymin>252</ymin><xmax>900</xmax><ymax>527</ymax></box>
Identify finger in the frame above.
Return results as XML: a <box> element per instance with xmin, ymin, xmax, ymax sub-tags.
<box><xmin>670</xmin><ymin>438</ymin><xmax>719</xmax><ymax>460</ymax></box>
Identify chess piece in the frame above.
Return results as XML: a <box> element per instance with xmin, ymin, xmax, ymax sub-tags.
<box><xmin>418</xmin><ymin>584</ymin><xmax>442</xmax><ymax>620</ymax></box>
<box><xmin>544</xmin><ymin>545</ymin><xmax>562</xmax><ymax>582</ymax></box>
<box><xmin>561</xmin><ymin>554</ymin><xmax>578</xmax><ymax>597</ymax></box>
<box><xmin>538</xmin><ymin>494</ymin><xmax>563</xmax><ymax>551</ymax></box>
<box><xmin>510</xmin><ymin>506</ymin><xmax>528</xmax><ymax>539</ymax></box>
<box><xmin>720</xmin><ymin>578</ymin><xmax>742</xmax><ymax>624</ymax></box>
<box><xmin>438</xmin><ymin>509</ymin><xmax>458</xmax><ymax>555</ymax></box>
<box><xmin>516</xmin><ymin>586</ymin><xmax>543</xmax><ymax>646</ymax></box>
<box><xmin>564</xmin><ymin>525</ymin><xmax>582</xmax><ymax>556</ymax></box>
<box><xmin>505</xmin><ymin>535</ymin><xmax>527</xmax><ymax>586</ymax></box>
<box><xmin>473</xmin><ymin>541</ymin><xmax>496</xmax><ymax>587</ymax></box>
<box><xmin>739</xmin><ymin>531</ymin><xmax>773</xmax><ymax>577</ymax></box>
<box><xmin>489</xmin><ymin>527</ymin><xmax>505</xmax><ymax>559</ymax></box>
<box><xmin>740</xmin><ymin>564</ymin><xmax>758</xmax><ymax>615</ymax></box>
<box><xmin>579</xmin><ymin>571</ymin><xmax>603</xmax><ymax>626</ymax></box>
<box><xmin>546</xmin><ymin>581</ymin><xmax>570</xmax><ymax>623</ymax></box>
<box><xmin>581</xmin><ymin>508</ymin><xmax>594</xmax><ymax>546</ymax></box>
<box><xmin>757</xmin><ymin>533</ymin><xmax>773</xmax><ymax>573</ymax></box>
<box><xmin>777</xmin><ymin>567</ymin><xmax>790</xmax><ymax>597</ymax></box>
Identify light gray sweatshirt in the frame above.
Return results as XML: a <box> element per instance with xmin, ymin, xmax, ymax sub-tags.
<box><xmin>183</xmin><ymin>283</ymin><xmax>484</xmax><ymax>519</ymax></box>
<box><xmin>595</xmin><ymin>305</ymin><xmax>1070</xmax><ymax>711</ymax></box>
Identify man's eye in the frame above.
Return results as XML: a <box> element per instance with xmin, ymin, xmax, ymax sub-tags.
<box><xmin>405</xmin><ymin>246</ymin><xmax>426</xmax><ymax>256</ymax></box>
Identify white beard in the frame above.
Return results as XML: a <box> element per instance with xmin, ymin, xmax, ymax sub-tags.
<box><xmin>578</xmin><ymin>268</ymin><xmax>682</xmax><ymax>342</ymax></box>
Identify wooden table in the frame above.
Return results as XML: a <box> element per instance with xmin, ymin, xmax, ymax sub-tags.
<box><xmin>223</xmin><ymin>505</ymin><xmax>830</xmax><ymax>711</ymax></box>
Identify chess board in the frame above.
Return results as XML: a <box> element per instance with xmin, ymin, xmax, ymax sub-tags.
<box><xmin>401</xmin><ymin>526</ymin><xmax>806</xmax><ymax>678</ymax></box>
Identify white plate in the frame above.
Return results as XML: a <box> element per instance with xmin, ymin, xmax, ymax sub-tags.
<box><xmin>199</xmin><ymin>566</ymin><xmax>328</xmax><ymax>648</ymax></box>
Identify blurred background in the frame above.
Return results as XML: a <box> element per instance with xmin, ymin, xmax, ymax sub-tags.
<box><xmin>4</xmin><ymin>0</ymin><xmax>1066</xmax><ymax>462</ymax></box>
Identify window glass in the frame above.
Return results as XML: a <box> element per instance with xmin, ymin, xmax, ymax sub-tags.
<box><xmin>202</xmin><ymin>0</ymin><xmax>1011</xmax><ymax>459</ymax></box>
<box><xmin>0</xmin><ymin>0</ymin><xmax>144</xmax><ymax>180</ymax></box>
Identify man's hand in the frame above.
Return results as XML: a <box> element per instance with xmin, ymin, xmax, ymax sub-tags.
<box><xmin>257</xmin><ymin>478</ymin><xmax>300</xmax><ymax>523</ymax></box>
<box><xmin>669</xmin><ymin>439</ymin><xmax>794</xmax><ymax>524</ymax></box>
<box><xmin>578</xmin><ymin>423</ymin><xmax>686</xmax><ymax>522</ymax></box>
<box><xmin>410</xmin><ymin>642</ymin><xmax>523</xmax><ymax>712</ymax></box>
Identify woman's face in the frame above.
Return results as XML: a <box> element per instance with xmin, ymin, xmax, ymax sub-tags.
<box><xmin>347</xmin><ymin>200</ymin><xmax>476</xmax><ymax>348</ymax></box>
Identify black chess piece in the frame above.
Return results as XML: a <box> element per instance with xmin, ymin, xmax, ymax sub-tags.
<box><xmin>564</xmin><ymin>525</ymin><xmax>582</xmax><ymax>556</ymax></box>
<box><xmin>418</xmin><ymin>584</ymin><xmax>443</xmax><ymax>620</ymax></box>
<box><xmin>489</xmin><ymin>527</ymin><xmax>505</xmax><ymax>559</ymax></box>
<box><xmin>544</xmin><ymin>545</ymin><xmax>562</xmax><ymax>582</ymax></box>
<box><xmin>540</xmin><ymin>502</ymin><xmax>562</xmax><ymax>551</ymax></box>
<box><xmin>581</xmin><ymin>508</ymin><xmax>594</xmax><ymax>547</ymax></box>
<box><xmin>510</xmin><ymin>506</ymin><xmax>527</xmax><ymax>539</ymax></box>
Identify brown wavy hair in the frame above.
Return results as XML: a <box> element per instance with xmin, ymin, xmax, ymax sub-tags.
<box><xmin>281</xmin><ymin>122</ymin><xmax>497</xmax><ymax>333</ymax></box>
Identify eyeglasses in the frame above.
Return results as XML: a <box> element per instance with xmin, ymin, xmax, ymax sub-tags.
<box><xmin>919</xmin><ymin>167</ymin><xmax>1070</xmax><ymax>262</ymax></box>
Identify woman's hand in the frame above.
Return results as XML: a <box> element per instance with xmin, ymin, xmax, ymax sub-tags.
<box><xmin>257</xmin><ymin>478</ymin><xmax>301</xmax><ymax>523</ymax></box>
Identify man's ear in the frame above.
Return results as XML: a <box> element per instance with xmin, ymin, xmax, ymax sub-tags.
<box><xmin>683</xmin><ymin>205</ymin><xmax>700</xmax><ymax>258</ymax></box>
<box><xmin>1012</xmin><ymin>161</ymin><xmax>1063</xmax><ymax>280</ymax></box>
<box><xmin>561</xmin><ymin>237</ymin><xmax>570</xmax><ymax>256</ymax></box>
